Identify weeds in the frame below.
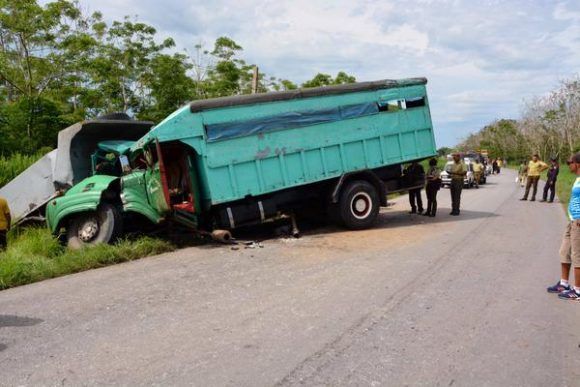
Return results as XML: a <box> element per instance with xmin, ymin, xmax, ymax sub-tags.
<box><xmin>0</xmin><ymin>227</ymin><xmax>175</xmax><ymax>290</ymax></box>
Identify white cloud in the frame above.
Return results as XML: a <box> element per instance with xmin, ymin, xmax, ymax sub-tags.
<box><xmin>39</xmin><ymin>0</ymin><xmax>580</xmax><ymax>146</ymax></box>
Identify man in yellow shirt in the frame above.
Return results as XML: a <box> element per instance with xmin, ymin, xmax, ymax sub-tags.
<box><xmin>0</xmin><ymin>197</ymin><xmax>11</xmax><ymax>250</ymax></box>
<box><xmin>520</xmin><ymin>154</ymin><xmax>548</xmax><ymax>201</ymax></box>
<box><xmin>472</xmin><ymin>159</ymin><xmax>484</xmax><ymax>188</ymax></box>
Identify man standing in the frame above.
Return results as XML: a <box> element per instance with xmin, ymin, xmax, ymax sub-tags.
<box><xmin>447</xmin><ymin>153</ymin><xmax>467</xmax><ymax>216</ymax></box>
<box><xmin>541</xmin><ymin>157</ymin><xmax>559</xmax><ymax>203</ymax></box>
<box><xmin>423</xmin><ymin>158</ymin><xmax>441</xmax><ymax>217</ymax></box>
<box><xmin>520</xmin><ymin>153</ymin><xmax>548</xmax><ymax>201</ymax></box>
<box><xmin>404</xmin><ymin>161</ymin><xmax>425</xmax><ymax>214</ymax></box>
<box><xmin>0</xmin><ymin>196</ymin><xmax>11</xmax><ymax>250</ymax></box>
<box><xmin>472</xmin><ymin>159</ymin><xmax>483</xmax><ymax>188</ymax></box>
<box><xmin>547</xmin><ymin>153</ymin><xmax>580</xmax><ymax>299</ymax></box>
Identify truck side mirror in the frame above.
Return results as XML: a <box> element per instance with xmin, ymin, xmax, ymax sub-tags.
<box><xmin>119</xmin><ymin>155</ymin><xmax>132</xmax><ymax>174</ymax></box>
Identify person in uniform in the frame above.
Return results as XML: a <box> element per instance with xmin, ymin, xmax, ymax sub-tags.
<box><xmin>520</xmin><ymin>153</ymin><xmax>548</xmax><ymax>201</ymax></box>
<box><xmin>547</xmin><ymin>152</ymin><xmax>580</xmax><ymax>299</ymax></box>
<box><xmin>423</xmin><ymin>158</ymin><xmax>441</xmax><ymax>217</ymax></box>
<box><xmin>0</xmin><ymin>196</ymin><xmax>11</xmax><ymax>250</ymax></box>
<box><xmin>404</xmin><ymin>161</ymin><xmax>425</xmax><ymax>214</ymax></box>
<box><xmin>541</xmin><ymin>157</ymin><xmax>559</xmax><ymax>203</ymax></box>
<box><xmin>472</xmin><ymin>159</ymin><xmax>484</xmax><ymax>188</ymax></box>
<box><xmin>447</xmin><ymin>153</ymin><xmax>467</xmax><ymax>216</ymax></box>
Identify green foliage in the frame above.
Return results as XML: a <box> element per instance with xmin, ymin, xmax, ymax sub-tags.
<box><xmin>1</xmin><ymin>1</ymin><xmax>359</xmax><ymax>158</ymax></box>
<box><xmin>0</xmin><ymin>151</ymin><xmax>46</xmax><ymax>187</ymax></box>
<box><xmin>302</xmin><ymin>71</ymin><xmax>356</xmax><ymax>88</ymax></box>
<box><xmin>0</xmin><ymin>227</ymin><xmax>174</xmax><ymax>290</ymax></box>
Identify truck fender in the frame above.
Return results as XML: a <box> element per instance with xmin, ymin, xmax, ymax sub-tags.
<box><xmin>331</xmin><ymin>170</ymin><xmax>387</xmax><ymax>207</ymax></box>
<box><xmin>46</xmin><ymin>175</ymin><xmax>121</xmax><ymax>233</ymax></box>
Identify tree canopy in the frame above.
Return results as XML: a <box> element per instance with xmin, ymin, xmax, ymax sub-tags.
<box><xmin>0</xmin><ymin>0</ymin><xmax>356</xmax><ymax>155</ymax></box>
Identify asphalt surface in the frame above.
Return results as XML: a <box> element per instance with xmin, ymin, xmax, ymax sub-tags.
<box><xmin>1</xmin><ymin>169</ymin><xmax>579</xmax><ymax>386</ymax></box>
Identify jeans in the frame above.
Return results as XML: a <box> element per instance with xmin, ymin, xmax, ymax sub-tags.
<box><xmin>450</xmin><ymin>179</ymin><xmax>463</xmax><ymax>213</ymax></box>
<box><xmin>523</xmin><ymin>176</ymin><xmax>540</xmax><ymax>200</ymax></box>
<box><xmin>408</xmin><ymin>188</ymin><xmax>423</xmax><ymax>212</ymax></box>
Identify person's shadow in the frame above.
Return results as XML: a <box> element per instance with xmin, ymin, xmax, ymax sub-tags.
<box><xmin>0</xmin><ymin>315</ymin><xmax>43</xmax><ymax>352</ymax></box>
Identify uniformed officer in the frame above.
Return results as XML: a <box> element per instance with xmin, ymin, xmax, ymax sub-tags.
<box><xmin>472</xmin><ymin>159</ymin><xmax>484</xmax><ymax>188</ymax></box>
<box><xmin>447</xmin><ymin>153</ymin><xmax>467</xmax><ymax>216</ymax></box>
<box><xmin>423</xmin><ymin>158</ymin><xmax>441</xmax><ymax>217</ymax></box>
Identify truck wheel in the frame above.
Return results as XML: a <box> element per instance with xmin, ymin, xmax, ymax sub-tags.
<box><xmin>66</xmin><ymin>204</ymin><xmax>122</xmax><ymax>249</ymax></box>
<box><xmin>338</xmin><ymin>180</ymin><xmax>380</xmax><ymax>230</ymax></box>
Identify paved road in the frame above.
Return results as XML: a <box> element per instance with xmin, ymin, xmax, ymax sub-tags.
<box><xmin>1</xmin><ymin>170</ymin><xmax>579</xmax><ymax>386</ymax></box>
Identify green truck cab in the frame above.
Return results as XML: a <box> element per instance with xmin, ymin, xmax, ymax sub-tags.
<box><xmin>46</xmin><ymin>78</ymin><xmax>437</xmax><ymax>248</ymax></box>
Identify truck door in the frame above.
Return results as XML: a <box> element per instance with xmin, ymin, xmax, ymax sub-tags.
<box><xmin>144</xmin><ymin>139</ymin><xmax>171</xmax><ymax>214</ymax></box>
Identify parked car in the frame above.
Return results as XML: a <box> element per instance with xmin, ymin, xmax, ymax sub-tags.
<box><xmin>440</xmin><ymin>160</ymin><xmax>475</xmax><ymax>188</ymax></box>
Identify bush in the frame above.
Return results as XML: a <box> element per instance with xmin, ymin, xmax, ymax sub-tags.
<box><xmin>0</xmin><ymin>151</ymin><xmax>46</xmax><ymax>187</ymax></box>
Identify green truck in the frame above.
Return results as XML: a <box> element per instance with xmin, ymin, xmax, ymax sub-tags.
<box><xmin>44</xmin><ymin>78</ymin><xmax>436</xmax><ymax>247</ymax></box>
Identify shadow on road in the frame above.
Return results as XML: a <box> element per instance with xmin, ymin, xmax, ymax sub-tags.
<box><xmin>0</xmin><ymin>315</ymin><xmax>43</xmax><ymax>352</ymax></box>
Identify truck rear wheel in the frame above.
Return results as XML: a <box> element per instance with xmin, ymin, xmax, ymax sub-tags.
<box><xmin>337</xmin><ymin>180</ymin><xmax>380</xmax><ymax>230</ymax></box>
<box><xmin>66</xmin><ymin>204</ymin><xmax>122</xmax><ymax>249</ymax></box>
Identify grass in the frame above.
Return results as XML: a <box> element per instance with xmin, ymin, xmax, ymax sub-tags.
<box><xmin>0</xmin><ymin>227</ymin><xmax>175</xmax><ymax>290</ymax></box>
<box><xmin>0</xmin><ymin>152</ymin><xmax>47</xmax><ymax>188</ymax></box>
<box><xmin>508</xmin><ymin>163</ymin><xmax>577</xmax><ymax>211</ymax></box>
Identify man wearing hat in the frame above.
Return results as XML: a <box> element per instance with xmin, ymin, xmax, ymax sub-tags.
<box><xmin>541</xmin><ymin>157</ymin><xmax>560</xmax><ymax>203</ymax></box>
<box><xmin>447</xmin><ymin>153</ymin><xmax>467</xmax><ymax>215</ymax></box>
<box><xmin>520</xmin><ymin>153</ymin><xmax>548</xmax><ymax>201</ymax></box>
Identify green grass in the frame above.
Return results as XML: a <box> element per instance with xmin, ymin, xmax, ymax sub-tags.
<box><xmin>508</xmin><ymin>163</ymin><xmax>577</xmax><ymax>211</ymax></box>
<box><xmin>0</xmin><ymin>151</ymin><xmax>47</xmax><ymax>187</ymax></box>
<box><xmin>0</xmin><ymin>227</ymin><xmax>175</xmax><ymax>290</ymax></box>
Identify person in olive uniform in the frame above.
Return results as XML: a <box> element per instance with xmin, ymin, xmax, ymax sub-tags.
<box><xmin>404</xmin><ymin>161</ymin><xmax>425</xmax><ymax>214</ymax></box>
<box><xmin>447</xmin><ymin>153</ymin><xmax>467</xmax><ymax>216</ymax></box>
<box><xmin>541</xmin><ymin>157</ymin><xmax>559</xmax><ymax>203</ymax></box>
<box><xmin>423</xmin><ymin>158</ymin><xmax>441</xmax><ymax>217</ymax></box>
<box><xmin>520</xmin><ymin>153</ymin><xmax>548</xmax><ymax>201</ymax></box>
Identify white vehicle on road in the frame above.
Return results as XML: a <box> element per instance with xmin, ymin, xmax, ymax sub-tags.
<box><xmin>441</xmin><ymin>160</ymin><xmax>475</xmax><ymax>188</ymax></box>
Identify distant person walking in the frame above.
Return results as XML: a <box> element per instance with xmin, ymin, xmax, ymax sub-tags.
<box><xmin>547</xmin><ymin>152</ymin><xmax>580</xmax><ymax>299</ymax></box>
<box><xmin>447</xmin><ymin>153</ymin><xmax>467</xmax><ymax>216</ymax></box>
<box><xmin>472</xmin><ymin>159</ymin><xmax>483</xmax><ymax>188</ymax></box>
<box><xmin>520</xmin><ymin>154</ymin><xmax>548</xmax><ymax>201</ymax></box>
<box><xmin>492</xmin><ymin>159</ymin><xmax>498</xmax><ymax>174</ymax></box>
<box><xmin>0</xmin><ymin>197</ymin><xmax>11</xmax><ymax>250</ymax></box>
<box><xmin>541</xmin><ymin>157</ymin><xmax>559</xmax><ymax>203</ymax></box>
<box><xmin>404</xmin><ymin>161</ymin><xmax>425</xmax><ymax>214</ymax></box>
<box><xmin>496</xmin><ymin>158</ymin><xmax>503</xmax><ymax>174</ymax></box>
<box><xmin>518</xmin><ymin>160</ymin><xmax>528</xmax><ymax>187</ymax></box>
<box><xmin>423</xmin><ymin>158</ymin><xmax>441</xmax><ymax>217</ymax></box>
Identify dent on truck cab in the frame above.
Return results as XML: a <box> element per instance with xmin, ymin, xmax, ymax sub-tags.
<box><xmin>46</xmin><ymin>175</ymin><xmax>120</xmax><ymax>233</ymax></box>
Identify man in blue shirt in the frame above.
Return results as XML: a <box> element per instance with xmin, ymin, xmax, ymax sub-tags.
<box><xmin>547</xmin><ymin>152</ymin><xmax>580</xmax><ymax>299</ymax></box>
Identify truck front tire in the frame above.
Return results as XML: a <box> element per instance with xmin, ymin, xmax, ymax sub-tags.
<box><xmin>337</xmin><ymin>180</ymin><xmax>380</xmax><ymax>230</ymax></box>
<box><xmin>66</xmin><ymin>203</ymin><xmax>122</xmax><ymax>249</ymax></box>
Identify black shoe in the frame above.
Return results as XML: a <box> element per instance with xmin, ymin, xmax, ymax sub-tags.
<box><xmin>548</xmin><ymin>200</ymin><xmax>554</xmax><ymax>203</ymax></box>
<box><xmin>530</xmin><ymin>198</ymin><xmax>535</xmax><ymax>202</ymax></box>
<box><xmin>429</xmin><ymin>214</ymin><xmax>436</xmax><ymax>217</ymax></box>
<box><xmin>418</xmin><ymin>209</ymin><xmax>424</xmax><ymax>214</ymax></box>
<box><xmin>422</xmin><ymin>212</ymin><xmax>431</xmax><ymax>216</ymax></box>
<box><xmin>519</xmin><ymin>198</ymin><xmax>527</xmax><ymax>201</ymax></box>
<box><xmin>540</xmin><ymin>199</ymin><xmax>546</xmax><ymax>202</ymax></box>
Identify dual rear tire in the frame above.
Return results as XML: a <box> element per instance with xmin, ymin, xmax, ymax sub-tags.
<box><xmin>333</xmin><ymin>180</ymin><xmax>380</xmax><ymax>230</ymax></box>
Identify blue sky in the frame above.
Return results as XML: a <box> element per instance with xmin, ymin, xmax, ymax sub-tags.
<box><xmin>74</xmin><ymin>0</ymin><xmax>579</xmax><ymax>146</ymax></box>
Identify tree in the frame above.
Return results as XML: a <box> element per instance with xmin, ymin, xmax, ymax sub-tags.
<box><xmin>302</xmin><ymin>71</ymin><xmax>356</xmax><ymax>88</ymax></box>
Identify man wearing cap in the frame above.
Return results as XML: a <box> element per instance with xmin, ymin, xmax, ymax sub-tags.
<box><xmin>520</xmin><ymin>153</ymin><xmax>548</xmax><ymax>201</ymax></box>
<box><xmin>447</xmin><ymin>153</ymin><xmax>467</xmax><ymax>216</ymax></box>
<box><xmin>541</xmin><ymin>157</ymin><xmax>559</xmax><ymax>203</ymax></box>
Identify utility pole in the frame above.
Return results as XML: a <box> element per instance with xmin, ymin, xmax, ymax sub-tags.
<box><xmin>252</xmin><ymin>66</ymin><xmax>259</xmax><ymax>94</ymax></box>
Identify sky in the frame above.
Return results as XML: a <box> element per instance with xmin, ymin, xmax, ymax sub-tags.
<box><xmin>73</xmin><ymin>0</ymin><xmax>579</xmax><ymax>146</ymax></box>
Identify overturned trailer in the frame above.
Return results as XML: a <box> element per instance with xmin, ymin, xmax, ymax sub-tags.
<box><xmin>0</xmin><ymin>116</ymin><xmax>152</xmax><ymax>225</ymax></box>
